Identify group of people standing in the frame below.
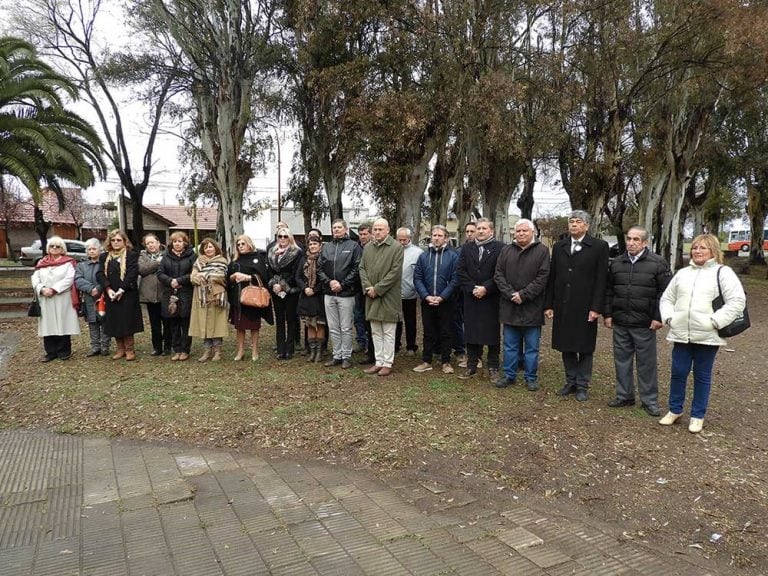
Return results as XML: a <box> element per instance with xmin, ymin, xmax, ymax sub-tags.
<box><xmin>30</xmin><ymin>209</ymin><xmax>747</xmax><ymax>433</ymax></box>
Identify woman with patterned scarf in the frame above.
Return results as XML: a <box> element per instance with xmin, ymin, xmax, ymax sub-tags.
<box><xmin>189</xmin><ymin>238</ymin><xmax>230</xmax><ymax>361</ymax></box>
<box><xmin>296</xmin><ymin>232</ymin><xmax>326</xmax><ymax>362</ymax></box>
<box><xmin>268</xmin><ymin>227</ymin><xmax>303</xmax><ymax>360</ymax></box>
<box><xmin>97</xmin><ymin>229</ymin><xmax>144</xmax><ymax>360</ymax></box>
<box><xmin>31</xmin><ymin>236</ymin><xmax>81</xmax><ymax>361</ymax></box>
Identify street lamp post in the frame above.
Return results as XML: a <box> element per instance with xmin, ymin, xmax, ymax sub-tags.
<box><xmin>273</xmin><ymin>127</ymin><xmax>282</xmax><ymax>223</ymax></box>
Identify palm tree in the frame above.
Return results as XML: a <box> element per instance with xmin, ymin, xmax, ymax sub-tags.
<box><xmin>0</xmin><ymin>36</ymin><xmax>105</xmax><ymax>243</ymax></box>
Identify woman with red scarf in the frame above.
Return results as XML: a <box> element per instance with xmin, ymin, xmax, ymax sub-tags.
<box><xmin>31</xmin><ymin>236</ymin><xmax>81</xmax><ymax>362</ymax></box>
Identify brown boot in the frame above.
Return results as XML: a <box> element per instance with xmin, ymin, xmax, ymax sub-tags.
<box><xmin>211</xmin><ymin>345</ymin><xmax>222</xmax><ymax>361</ymax></box>
<box><xmin>124</xmin><ymin>335</ymin><xmax>136</xmax><ymax>361</ymax></box>
<box><xmin>112</xmin><ymin>338</ymin><xmax>126</xmax><ymax>360</ymax></box>
<box><xmin>198</xmin><ymin>348</ymin><xmax>212</xmax><ymax>362</ymax></box>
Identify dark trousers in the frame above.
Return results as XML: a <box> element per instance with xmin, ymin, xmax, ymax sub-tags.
<box><xmin>146</xmin><ymin>302</ymin><xmax>171</xmax><ymax>353</ymax></box>
<box><xmin>43</xmin><ymin>335</ymin><xmax>71</xmax><ymax>359</ymax></box>
<box><xmin>466</xmin><ymin>343</ymin><xmax>500</xmax><ymax>370</ymax></box>
<box><xmin>421</xmin><ymin>299</ymin><xmax>455</xmax><ymax>364</ymax></box>
<box><xmin>395</xmin><ymin>298</ymin><xmax>418</xmax><ymax>352</ymax></box>
<box><xmin>562</xmin><ymin>352</ymin><xmax>594</xmax><ymax>390</ymax></box>
<box><xmin>365</xmin><ymin>321</ymin><xmax>375</xmax><ymax>362</ymax></box>
<box><xmin>274</xmin><ymin>293</ymin><xmax>299</xmax><ymax>357</ymax></box>
<box><xmin>354</xmin><ymin>292</ymin><xmax>367</xmax><ymax>348</ymax></box>
<box><xmin>168</xmin><ymin>316</ymin><xmax>191</xmax><ymax>354</ymax></box>
<box><xmin>452</xmin><ymin>293</ymin><xmax>465</xmax><ymax>355</ymax></box>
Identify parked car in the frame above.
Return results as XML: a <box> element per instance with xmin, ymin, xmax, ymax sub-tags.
<box><xmin>19</xmin><ymin>239</ymin><xmax>90</xmax><ymax>266</ymax></box>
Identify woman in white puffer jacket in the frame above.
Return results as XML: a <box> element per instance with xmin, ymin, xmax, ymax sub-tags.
<box><xmin>658</xmin><ymin>234</ymin><xmax>746</xmax><ymax>433</ymax></box>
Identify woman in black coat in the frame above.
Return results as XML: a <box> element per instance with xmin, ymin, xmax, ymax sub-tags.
<box><xmin>97</xmin><ymin>229</ymin><xmax>144</xmax><ymax>360</ymax></box>
<box><xmin>228</xmin><ymin>234</ymin><xmax>273</xmax><ymax>361</ymax></box>
<box><xmin>157</xmin><ymin>231</ymin><xmax>196</xmax><ymax>361</ymax></box>
<box><xmin>295</xmin><ymin>232</ymin><xmax>326</xmax><ymax>362</ymax></box>
<box><xmin>267</xmin><ymin>228</ymin><xmax>303</xmax><ymax>360</ymax></box>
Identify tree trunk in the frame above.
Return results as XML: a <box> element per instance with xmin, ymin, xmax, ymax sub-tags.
<box><xmin>747</xmin><ymin>180</ymin><xmax>768</xmax><ymax>265</ymax></box>
<box><xmin>517</xmin><ymin>161</ymin><xmax>536</xmax><ymax>220</ymax></box>
<box><xmin>395</xmin><ymin>136</ymin><xmax>437</xmax><ymax>233</ymax></box>
<box><xmin>484</xmin><ymin>157</ymin><xmax>525</xmax><ymax>242</ymax></box>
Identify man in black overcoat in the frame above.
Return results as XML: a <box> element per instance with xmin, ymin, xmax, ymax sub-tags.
<box><xmin>456</xmin><ymin>218</ymin><xmax>503</xmax><ymax>381</ymax></box>
<box><xmin>544</xmin><ymin>210</ymin><xmax>609</xmax><ymax>401</ymax></box>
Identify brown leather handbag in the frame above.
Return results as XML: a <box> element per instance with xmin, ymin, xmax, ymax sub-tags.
<box><xmin>240</xmin><ymin>275</ymin><xmax>271</xmax><ymax>308</ymax></box>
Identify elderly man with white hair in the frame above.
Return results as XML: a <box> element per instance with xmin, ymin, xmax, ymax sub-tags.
<box><xmin>494</xmin><ymin>219</ymin><xmax>550</xmax><ymax>389</ymax></box>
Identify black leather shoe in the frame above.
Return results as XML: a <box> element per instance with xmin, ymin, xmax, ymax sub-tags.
<box><xmin>494</xmin><ymin>376</ymin><xmax>515</xmax><ymax>388</ymax></box>
<box><xmin>458</xmin><ymin>368</ymin><xmax>477</xmax><ymax>380</ymax></box>
<box><xmin>86</xmin><ymin>350</ymin><xmax>100</xmax><ymax>357</ymax></box>
<box><xmin>526</xmin><ymin>381</ymin><xmax>540</xmax><ymax>391</ymax></box>
<box><xmin>642</xmin><ymin>404</ymin><xmax>661</xmax><ymax>417</ymax></box>
<box><xmin>324</xmin><ymin>358</ymin><xmax>343</xmax><ymax>367</ymax></box>
<box><xmin>341</xmin><ymin>359</ymin><xmax>353</xmax><ymax>369</ymax></box>
<box><xmin>41</xmin><ymin>355</ymin><xmax>56</xmax><ymax>363</ymax></box>
<box><xmin>556</xmin><ymin>384</ymin><xmax>576</xmax><ymax>396</ymax></box>
<box><xmin>151</xmin><ymin>350</ymin><xmax>163</xmax><ymax>356</ymax></box>
<box><xmin>575</xmin><ymin>390</ymin><xmax>588</xmax><ymax>402</ymax></box>
<box><xmin>607</xmin><ymin>397</ymin><xmax>635</xmax><ymax>408</ymax></box>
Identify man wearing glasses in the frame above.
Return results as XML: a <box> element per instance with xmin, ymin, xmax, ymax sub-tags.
<box><xmin>318</xmin><ymin>219</ymin><xmax>362</xmax><ymax>369</ymax></box>
<box><xmin>544</xmin><ymin>210</ymin><xmax>609</xmax><ymax>401</ymax></box>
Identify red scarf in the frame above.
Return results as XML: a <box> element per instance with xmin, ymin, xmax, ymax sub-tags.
<box><xmin>35</xmin><ymin>255</ymin><xmax>80</xmax><ymax>309</ymax></box>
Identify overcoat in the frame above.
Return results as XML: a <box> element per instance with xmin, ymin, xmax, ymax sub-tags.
<box><xmin>457</xmin><ymin>239</ymin><xmax>503</xmax><ymax>345</ymax></box>
<box><xmin>75</xmin><ymin>258</ymin><xmax>104</xmax><ymax>323</ymax></box>
<box><xmin>189</xmin><ymin>256</ymin><xmax>230</xmax><ymax>340</ymax></box>
<box><xmin>138</xmin><ymin>250</ymin><xmax>165</xmax><ymax>303</ymax></box>
<box><xmin>97</xmin><ymin>250</ymin><xmax>144</xmax><ymax>338</ymax></box>
<box><xmin>494</xmin><ymin>241</ymin><xmax>550</xmax><ymax>327</ymax></box>
<box><xmin>227</xmin><ymin>250</ymin><xmax>274</xmax><ymax>326</ymax></box>
<box><xmin>544</xmin><ymin>234</ymin><xmax>608</xmax><ymax>353</ymax></box>
<box><xmin>157</xmin><ymin>247</ymin><xmax>196</xmax><ymax>319</ymax></box>
<box><xmin>32</xmin><ymin>260</ymin><xmax>81</xmax><ymax>337</ymax></box>
<box><xmin>359</xmin><ymin>235</ymin><xmax>404</xmax><ymax>323</ymax></box>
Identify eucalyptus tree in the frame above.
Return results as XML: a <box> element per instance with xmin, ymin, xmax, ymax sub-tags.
<box><xmin>281</xmin><ymin>0</ymin><xmax>382</xmax><ymax>224</ymax></box>
<box><xmin>0</xmin><ymin>36</ymin><xmax>105</xmax><ymax>245</ymax></box>
<box><xmin>16</xmin><ymin>0</ymin><xmax>182</xmax><ymax>246</ymax></box>
<box><xmin>150</xmin><ymin>0</ymin><xmax>281</xmax><ymax>252</ymax></box>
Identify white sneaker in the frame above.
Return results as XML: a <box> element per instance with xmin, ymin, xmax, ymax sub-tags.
<box><xmin>688</xmin><ymin>417</ymin><xmax>704</xmax><ymax>433</ymax></box>
<box><xmin>413</xmin><ymin>362</ymin><xmax>433</xmax><ymax>373</ymax></box>
<box><xmin>442</xmin><ymin>363</ymin><xmax>454</xmax><ymax>374</ymax></box>
<box><xmin>658</xmin><ymin>411</ymin><xmax>682</xmax><ymax>426</ymax></box>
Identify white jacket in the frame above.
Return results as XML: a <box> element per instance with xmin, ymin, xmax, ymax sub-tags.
<box><xmin>660</xmin><ymin>259</ymin><xmax>746</xmax><ymax>346</ymax></box>
<box><xmin>31</xmin><ymin>262</ymin><xmax>81</xmax><ymax>337</ymax></box>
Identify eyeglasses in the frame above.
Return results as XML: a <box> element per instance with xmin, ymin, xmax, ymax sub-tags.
<box><xmin>277</xmin><ymin>235</ymin><xmax>289</xmax><ymax>239</ymax></box>
<box><xmin>236</xmin><ymin>242</ymin><xmax>247</xmax><ymax>246</ymax></box>
<box><xmin>111</xmin><ymin>238</ymin><xmax>124</xmax><ymax>242</ymax></box>
<box><xmin>49</xmin><ymin>245</ymin><xmax>64</xmax><ymax>249</ymax></box>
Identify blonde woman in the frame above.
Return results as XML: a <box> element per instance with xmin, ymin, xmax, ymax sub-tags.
<box><xmin>227</xmin><ymin>234</ymin><xmax>273</xmax><ymax>361</ymax></box>
<box><xmin>190</xmin><ymin>238</ymin><xmax>230</xmax><ymax>361</ymax></box>
<box><xmin>31</xmin><ymin>236</ymin><xmax>81</xmax><ymax>361</ymax></box>
<box><xmin>267</xmin><ymin>227</ymin><xmax>303</xmax><ymax>360</ymax></box>
<box><xmin>659</xmin><ymin>234</ymin><xmax>746</xmax><ymax>433</ymax></box>
<box><xmin>96</xmin><ymin>230</ymin><xmax>143</xmax><ymax>360</ymax></box>
<box><xmin>157</xmin><ymin>231</ymin><xmax>196</xmax><ymax>360</ymax></box>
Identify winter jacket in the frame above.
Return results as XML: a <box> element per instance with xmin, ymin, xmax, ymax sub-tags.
<box><xmin>660</xmin><ymin>259</ymin><xmax>746</xmax><ymax>346</ymax></box>
<box><xmin>317</xmin><ymin>235</ymin><xmax>362</xmax><ymax>297</ymax></box>
<box><xmin>32</xmin><ymin>260</ymin><xmax>81</xmax><ymax>337</ymax></box>
<box><xmin>138</xmin><ymin>250</ymin><xmax>165</xmax><ymax>303</ymax></box>
<box><xmin>605</xmin><ymin>249</ymin><xmax>671</xmax><ymax>327</ymax></box>
<box><xmin>157</xmin><ymin>247</ymin><xmax>197</xmax><ymax>319</ymax></box>
<box><xmin>414</xmin><ymin>245</ymin><xmax>459</xmax><ymax>300</ymax></box>
<box><xmin>494</xmin><ymin>241</ymin><xmax>550</xmax><ymax>327</ymax></box>
<box><xmin>400</xmin><ymin>243</ymin><xmax>423</xmax><ymax>299</ymax></box>
<box><xmin>75</xmin><ymin>258</ymin><xmax>104</xmax><ymax>323</ymax></box>
<box><xmin>359</xmin><ymin>235</ymin><xmax>404</xmax><ymax>323</ymax></box>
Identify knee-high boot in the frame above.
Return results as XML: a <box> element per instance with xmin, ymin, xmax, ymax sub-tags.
<box><xmin>112</xmin><ymin>338</ymin><xmax>126</xmax><ymax>360</ymax></box>
<box><xmin>124</xmin><ymin>335</ymin><xmax>136</xmax><ymax>361</ymax></box>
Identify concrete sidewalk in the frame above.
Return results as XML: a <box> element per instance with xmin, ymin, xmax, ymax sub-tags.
<box><xmin>0</xmin><ymin>430</ymin><xmax>713</xmax><ymax>576</ymax></box>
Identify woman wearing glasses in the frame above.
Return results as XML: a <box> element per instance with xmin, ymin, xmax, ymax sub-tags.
<box><xmin>267</xmin><ymin>228</ymin><xmax>303</xmax><ymax>360</ymax></box>
<box><xmin>31</xmin><ymin>236</ymin><xmax>81</xmax><ymax>362</ymax></box>
<box><xmin>97</xmin><ymin>230</ymin><xmax>144</xmax><ymax>360</ymax></box>
<box><xmin>228</xmin><ymin>235</ymin><xmax>273</xmax><ymax>361</ymax></box>
<box><xmin>158</xmin><ymin>231</ymin><xmax>196</xmax><ymax>361</ymax></box>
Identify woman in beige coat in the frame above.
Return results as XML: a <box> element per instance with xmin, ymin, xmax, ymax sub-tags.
<box><xmin>189</xmin><ymin>238</ymin><xmax>230</xmax><ymax>361</ymax></box>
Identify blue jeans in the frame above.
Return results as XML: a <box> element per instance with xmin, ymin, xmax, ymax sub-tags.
<box><xmin>668</xmin><ymin>342</ymin><xmax>719</xmax><ymax>418</ymax></box>
<box><xmin>502</xmin><ymin>325</ymin><xmax>541</xmax><ymax>383</ymax></box>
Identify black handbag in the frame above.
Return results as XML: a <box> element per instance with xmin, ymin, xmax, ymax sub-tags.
<box><xmin>28</xmin><ymin>297</ymin><xmax>41</xmax><ymax>317</ymax></box>
<box><xmin>712</xmin><ymin>266</ymin><xmax>750</xmax><ymax>337</ymax></box>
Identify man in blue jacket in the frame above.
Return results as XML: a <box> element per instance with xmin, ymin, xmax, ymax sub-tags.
<box><xmin>413</xmin><ymin>225</ymin><xmax>459</xmax><ymax>374</ymax></box>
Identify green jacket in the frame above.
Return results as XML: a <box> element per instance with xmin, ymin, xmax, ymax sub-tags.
<box><xmin>359</xmin><ymin>235</ymin><xmax>404</xmax><ymax>323</ymax></box>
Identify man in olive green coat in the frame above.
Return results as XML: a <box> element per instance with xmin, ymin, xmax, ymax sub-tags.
<box><xmin>359</xmin><ymin>218</ymin><xmax>404</xmax><ymax>376</ymax></box>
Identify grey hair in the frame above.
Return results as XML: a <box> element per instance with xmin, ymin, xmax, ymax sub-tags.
<box><xmin>515</xmin><ymin>218</ymin><xmax>536</xmax><ymax>233</ymax></box>
<box><xmin>396</xmin><ymin>227</ymin><xmax>412</xmax><ymax>239</ymax></box>
<box><xmin>569</xmin><ymin>210</ymin><xmax>592</xmax><ymax>226</ymax></box>
<box><xmin>46</xmin><ymin>235</ymin><xmax>67</xmax><ymax>253</ymax></box>
<box><xmin>627</xmin><ymin>225</ymin><xmax>648</xmax><ymax>241</ymax></box>
<box><xmin>431</xmin><ymin>224</ymin><xmax>448</xmax><ymax>235</ymax></box>
<box><xmin>476</xmin><ymin>217</ymin><xmax>494</xmax><ymax>230</ymax></box>
<box><xmin>84</xmin><ymin>238</ymin><xmax>102</xmax><ymax>250</ymax></box>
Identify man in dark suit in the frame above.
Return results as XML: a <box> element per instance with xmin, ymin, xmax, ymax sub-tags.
<box><xmin>456</xmin><ymin>218</ymin><xmax>503</xmax><ymax>381</ymax></box>
<box><xmin>544</xmin><ymin>210</ymin><xmax>609</xmax><ymax>401</ymax></box>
